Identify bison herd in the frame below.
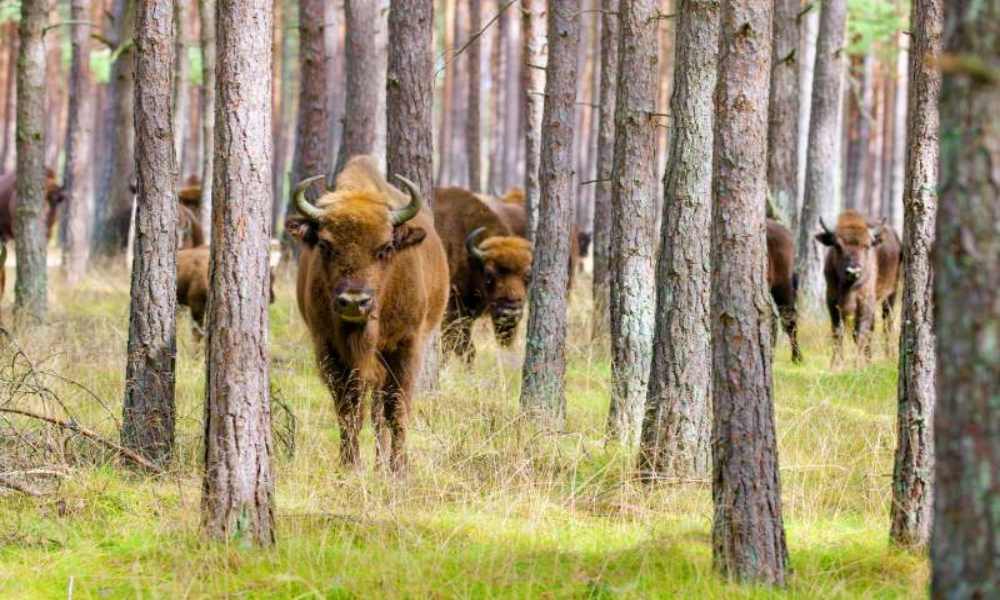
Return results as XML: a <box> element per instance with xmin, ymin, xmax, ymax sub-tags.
<box><xmin>0</xmin><ymin>157</ymin><xmax>903</xmax><ymax>472</ymax></box>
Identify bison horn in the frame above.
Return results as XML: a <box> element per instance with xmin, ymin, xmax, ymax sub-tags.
<box><xmin>818</xmin><ymin>216</ymin><xmax>832</xmax><ymax>235</ymax></box>
<box><xmin>294</xmin><ymin>174</ymin><xmax>326</xmax><ymax>222</ymax></box>
<box><xmin>465</xmin><ymin>227</ymin><xmax>488</xmax><ymax>263</ymax></box>
<box><xmin>391</xmin><ymin>175</ymin><xmax>423</xmax><ymax>225</ymax></box>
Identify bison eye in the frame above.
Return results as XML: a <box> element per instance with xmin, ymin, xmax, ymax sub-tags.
<box><xmin>318</xmin><ymin>241</ymin><xmax>337</xmax><ymax>261</ymax></box>
<box><xmin>484</xmin><ymin>273</ymin><xmax>496</xmax><ymax>290</ymax></box>
<box><xmin>375</xmin><ymin>244</ymin><xmax>393</xmax><ymax>262</ymax></box>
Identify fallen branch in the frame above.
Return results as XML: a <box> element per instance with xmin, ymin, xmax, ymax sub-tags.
<box><xmin>0</xmin><ymin>474</ymin><xmax>44</xmax><ymax>497</ymax></box>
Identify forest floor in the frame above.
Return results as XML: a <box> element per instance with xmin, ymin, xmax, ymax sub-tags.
<box><xmin>0</xmin><ymin>267</ymin><xmax>927</xmax><ymax>599</ymax></box>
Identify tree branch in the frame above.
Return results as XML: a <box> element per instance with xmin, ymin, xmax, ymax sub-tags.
<box><xmin>0</xmin><ymin>475</ymin><xmax>44</xmax><ymax>497</ymax></box>
<box><xmin>436</xmin><ymin>0</ymin><xmax>519</xmax><ymax>77</ymax></box>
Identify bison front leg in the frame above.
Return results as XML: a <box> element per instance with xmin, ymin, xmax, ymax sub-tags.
<box><xmin>855</xmin><ymin>302</ymin><xmax>876</xmax><ymax>363</ymax></box>
<box><xmin>378</xmin><ymin>346</ymin><xmax>418</xmax><ymax>474</ymax></box>
<box><xmin>828</xmin><ymin>298</ymin><xmax>844</xmax><ymax>367</ymax></box>
<box><xmin>322</xmin><ymin>359</ymin><xmax>365</xmax><ymax>469</ymax></box>
<box><xmin>779</xmin><ymin>305</ymin><xmax>802</xmax><ymax>364</ymax></box>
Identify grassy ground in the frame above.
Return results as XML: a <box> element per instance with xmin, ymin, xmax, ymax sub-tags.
<box><xmin>0</xmin><ymin>268</ymin><xmax>927</xmax><ymax>598</ymax></box>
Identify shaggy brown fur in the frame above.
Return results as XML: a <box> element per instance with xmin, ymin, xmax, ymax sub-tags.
<box><xmin>287</xmin><ymin>156</ymin><xmax>449</xmax><ymax>473</ymax></box>
<box><xmin>766</xmin><ymin>219</ymin><xmax>802</xmax><ymax>363</ymax></box>
<box><xmin>817</xmin><ymin>209</ymin><xmax>901</xmax><ymax>364</ymax></box>
<box><xmin>0</xmin><ymin>168</ymin><xmax>67</xmax><ymax>242</ymax></box>
<box><xmin>177</xmin><ymin>246</ymin><xmax>273</xmax><ymax>340</ymax></box>
<box><xmin>433</xmin><ymin>187</ymin><xmax>533</xmax><ymax>361</ymax></box>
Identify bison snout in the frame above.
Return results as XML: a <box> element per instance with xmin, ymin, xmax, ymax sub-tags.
<box><xmin>845</xmin><ymin>265</ymin><xmax>862</xmax><ymax>283</ymax></box>
<box><xmin>335</xmin><ymin>290</ymin><xmax>374</xmax><ymax>322</ymax></box>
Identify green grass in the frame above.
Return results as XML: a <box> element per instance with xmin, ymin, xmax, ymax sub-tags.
<box><xmin>0</xmin><ymin>269</ymin><xmax>927</xmax><ymax>598</ymax></box>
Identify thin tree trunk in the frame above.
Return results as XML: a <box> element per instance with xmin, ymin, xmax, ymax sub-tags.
<box><xmin>488</xmin><ymin>2</ymin><xmax>507</xmax><ymax>194</ymax></box>
<box><xmin>198</xmin><ymin>0</ymin><xmax>216</xmax><ymax>245</ymax></box>
<box><xmin>887</xmin><ymin>32</ymin><xmax>907</xmax><ymax>231</ymax></box>
<box><xmin>13</xmin><ymin>0</ymin><xmax>48</xmax><ymax>323</ymax></box>
<box><xmin>290</xmin><ymin>0</ymin><xmax>330</xmax><ymax>190</ymax></box>
<box><xmin>590</xmin><ymin>0</ymin><xmax>618</xmax><ymax>340</ymax></box>
<box><xmin>795</xmin><ymin>6</ymin><xmax>819</xmax><ymax>235</ymax></box>
<box><xmin>931</xmin><ymin>0</ymin><xmax>1000</xmax><ymax>593</ymax></box>
<box><xmin>889</xmin><ymin>0</ymin><xmax>940</xmax><ymax>551</ymax></box>
<box><xmin>711</xmin><ymin>0</ymin><xmax>788</xmax><ymax>586</ymax></box>
<box><xmin>272</xmin><ymin>0</ymin><xmax>298</xmax><ymax>235</ymax></box>
<box><xmin>767</xmin><ymin>0</ymin><xmax>799</xmax><ymax>224</ymax></box>
<box><xmin>519</xmin><ymin>2</ymin><xmax>578</xmax><ymax>425</ymax></box>
<box><xmin>638</xmin><ymin>0</ymin><xmax>718</xmax><ymax>479</ymax></box>
<box><xmin>844</xmin><ymin>52</ymin><xmax>874</xmax><ymax>211</ymax></box>
<box><xmin>465</xmin><ymin>0</ymin><xmax>482</xmax><ymax>191</ymax></box>
<box><xmin>123</xmin><ymin>0</ymin><xmax>177</xmax><ymax>466</ymax></box>
<box><xmin>43</xmin><ymin>2</ymin><xmax>65</xmax><ymax>168</ymax></box>
<box><xmin>202</xmin><ymin>0</ymin><xmax>276</xmax><ymax>546</ymax></box>
<box><xmin>606</xmin><ymin>0</ymin><xmax>657</xmax><ymax>445</ymax></box>
<box><xmin>502</xmin><ymin>7</ymin><xmax>521</xmax><ymax>190</ymax></box>
<box><xmin>880</xmin><ymin>67</ymin><xmax>894</xmax><ymax>221</ymax></box>
<box><xmin>333</xmin><ymin>0</ymin><xmax>378</xmax><ymax>177</ymax></box>
<box><xmin>521</xmin><ymin>0</ymin><xmax>546</xmax><ymax>243</ymax></box>
<box><xmin>62</xmin><ymin>0</ymin><xmax>95</xmax><ymax>283</ymax></box>
<box><xmin>436</xmin><ymin>0</ymin><xmax>455</xmax><ymax>184</ymax></box>
<box><xmin>94</xmin><ymin>0</ymin><xmax>136</xmax><ymax>260</ymax></box>
<box><xmin>172</xmin><ymin>0</ymin><xmax>189</xmax><ymax>170</ymax></box>
<box><xmin>795</xmin><ymin>0</ymin><xmax>846</xmax><ymax>308</ymax></box>
<box><xmin>0</xmin><ymin>25</ymin><xmax>16</xmax><ymax>172</ymax></box>
<box><xmin>867</xmin><ymin>68</ymin><xmax>885</xmax><ymax>217</ymax></box>
<box><xmin>446</xmin><ymin>0</ymin><xmax>469</xmax><ymax>185</ymax></box>
<box><xmin>372</xmin><ymin>0</ymin><xmax>390</xmax><ymax>166</ymax></box>
<box><xmin>324</xmin><ymin>1</ymin><xmax>342</xmax><ymax>166</ymax></box>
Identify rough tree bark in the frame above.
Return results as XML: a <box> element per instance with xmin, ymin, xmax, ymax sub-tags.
<box><xmin>590</xmin><ymin>0</ymin><xmax>618</xmax><ymax>340</ymax></box>
<box><xmin>931</xmin><ymin>0</ymin><xmax>1000</xmax><ymax>594</ymax></box>
<box><xmin>767</xmin><ymin>0</ymin><xmax>799</xmax><ymax>224</ymax></box>
<box><xmin>198</xmin><ymin>0</ymin><xmax>216</xmax><ymax>244</ymax></box>
<box><xmin>202</xmin><ymin>0</ymin><xmax>276</xmax><ymax>546</ymax></box>
<box><xmin>123</xmin><ymin>0</ymin><xmax>178</xmax><ymax>466</ymax></box>
<box><xmin>795</xmin><ymin>0</ymin><xmax>846</xmax><ymax>307</ymax></box>
<box><xmin>290</xmin><ymin>0</ymin><xmax>329</xmax><ymax>191</ymax></box>
<box><xmin>333</xmin><ymin>0</ymin><xmax>378</xmax><ymax>177</ymax></box>
<box><xmin>606</xmin><ymin>0</ymin><xmax>658</xmax><ymax>445</ymax></box>
<box><xmin>711</xmin><ymin>0</ymin><xmax>788</xmax><ymax>586</ymax></box>
<box><xmin>62</xmin><ymin>0</ymin><xmax>95</xmax><ymax>283</ymax></box>
<box><xmin>638</xmin><ymin>0</ymin><xmax>718</xmax><ymax>479</ymax></box>
<box><xmin>13</xmin><ymin>0</ymin><xmax>48</xmax><ymax>323</ymax></box>
<box><xmin>437</xmin><ymin>0</ymin><xmax>456</xmax><ymax>184</ymax></box>
<box><xmin>466</xmin><ymin>0</ymin><xmax>482</xmax><ymax>191</ymax></box>
<box><xmin>889</xmin><ymin>0</ymin><xmax>940</xmax><ymax>550</ymax></box>
<box><xmin>519</xmin><ymin>2</ymin><xmax>578</xmax><ymax>425</ymax></box>
<box><xmin>520</xmin><ymin>0</ymin><xmax>546</xmax><ymax>243</ymax></box>
<box><xmin>272</xmin><ymin>0</ymin><xmax>298</xmax><ymax>233</ymax></box>
<box><xmin>94</xmin><ymin>0</ymin><xmax>136</xmax><ymax>260</ymax></box>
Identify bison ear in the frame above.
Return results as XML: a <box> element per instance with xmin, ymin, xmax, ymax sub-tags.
<box><xmin>869</xmin><ymin>223</ymin><xmax>885</xmax><ymax>246</ymax></box>
<box><xmin>285</xmin><ymin>216</ymin><xmax>318</xmax><ymax>246</ymax></box>
<box><xmin>815</xmin><ymin>231</ymin><xmax>836</xmax><ymax>246</ymax></box>
<box><xmin>392</xmin><ymin>224</ymin><xmax>426</xmax><ymax>251</ymax></box>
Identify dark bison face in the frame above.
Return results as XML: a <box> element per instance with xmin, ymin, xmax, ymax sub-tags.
<box><xmin>465</xmin><ymin>227</ymin><xmax>532</xmax><ymax>346</ymax></box>
<box><xmin>287</xmin><ymin>175</ymin><xmax>426</xmax><ymax>325</ymax></box>
<box><xmin>577</xmin><ymin>230</ymin><xmax>592</xmax><ymax>258</ymax></box>
<box><xmin>816</xmin><ymin>217</ymin><xmax>883</xmax><ymax>287</ymax></box>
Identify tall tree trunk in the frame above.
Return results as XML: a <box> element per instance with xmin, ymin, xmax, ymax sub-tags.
<box><xmin>880</xmin><ymin>67</ymin><xmax>895</xmax><ymax>221</ymax></box>
<box><xmin>844</xmin><ymin>52</ymin><xmax>874</xmax><ymax>211</ymax></box>
<box><xmin>202</xmin><ymin>0</ymin><xmax>276</xmax><ymax>546</ymax></box>
<box><xmin>465</xmin><ymin>0</ymin><xmax>482</xmax><ymax>191</ymax></box>
<box><xmin>887</xmin><ymin>32</ymin><xmax>907</xmax><ymax>231</ymax></box>
<box><xmin>767</xmin><ymin>0</ymin><xmax>799</xmax><ymax>224</ymax></box>
<box><xmin>795</xmin><ymin>6</ymin><xmax>819</xmax><ymax>235</ymax></box>
<box><xmin>502</xmin><ymin>6</ymin><xmax>521</xmax><ymax>190</ymax></box>
<box><xmin>94</xmin><ymin>0</ymin><xmax>136</xmax><ymax>260</ymax></box>
<box><xmin>520</xmin><ymin>0</ymin><xmax>546</xmax><ymax>243</ymax></box>
<box><xmin>711</xmin><ymin>0</ymin><xmax>788</xmax><ymax>585</ymax></box>
<box><xmin>290</xmin><ymin>0</ymin><xmax>330</xmax><ymax>192</ymax></box>
<box><xmin>488</xmin><ymin>2</ymin><xmax>508</xmax><ymax>194</ymax></box>
<box><xmin>867</xmin><ymin>68</ymin><xmax>885</xmax><ymax>217</ymax></box>
<box><xmin>889</xmin><ymin>0</ymin><xmax>940</xmax><ymax>550</ymax></box>
<box><xmin>198</xmin><ymin>0</ymin><xmax>216</xmax><ymax>245</ymax></box>
<box><xmin>123</xmin><ymin>0</ymin><xmax>178</xmax><ymax>466</ymax></box>
<box><xmin>172</xmin><ymin>0</ymin><xmax>189</xmax><ymax>170</ymax></box>
<box><xmin>638</xmin><ymin>0</ymin><xmax>718</xmax><ymax>479</ymax></box>
<box><xmin>606</xmin><ymin>0</ymin><xmax>657</xmax><ymax>445</ymax></box>
<box><xmin>519</xmin><ymin>2</ymin><xmax>578</xmax><ymax>425</ymax></box>
<box><xmin>590</xmin><ymin>0</ymin><xmax>618</xmax><ymax>340</ymax></box>
<box><xmin>324</xmin><ymin>1</ymin><xmax>342</xmax><ymax>166</ymax></box>
<box><xmin>446</xmin><ymin>0</ymin><xmax>469</xmax><ymax>185</ymax></box>
<box><xmin>333</xmin><ymin>0</ymin><xmax>378</xmax><ymax>177</ymax></box>
<box><xmin>272</xmin><ymin>0</ymin><xmax>298</xmax><ymax>234</ymax></box>
<box><xmin>62</xmin><ymin>0</ymin><xmax>95</xmax><ymax>283</ymax></box>
<box><xmin>436</xmin><ymin>0</ymin><xmax>455</xmax><ymax>185</ymax></box>
<box><xmin>43</xmin><ymin>2</ymin><xmax>65</xmax><ymax>168</ymax></box>
<box><xmin>931</xmin><ymin>0</ymin><xmax>1000</xmax><ymax>593</ymax></box>
<box><xmin>795</xmin><ymin>0</ymin><xmax>846</xmax><ymax>308</ymax></box>
<box><xmin>14</xmin><ymin>0</ymin><xmax>48</xmax><ymax>323</ymax></box>
<box><xmin>0</xmin><ymin>25</ymin><xmax>16</xmax><ymax>172</ymax></box>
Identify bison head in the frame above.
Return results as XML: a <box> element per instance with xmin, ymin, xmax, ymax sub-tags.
<box><xmin>465</xmin><ymin>227</ymin><xmax>532</xmax><ymax>346</ymax></box>
<box><xmin>287</xmin><ymin>174</ymin><xmax>426</xmax><ymax>325</ymax></box>
<box><xmin>816</xmin><ymin>212</ymin><xmax>884</xmax><ymax>287</ymax></box>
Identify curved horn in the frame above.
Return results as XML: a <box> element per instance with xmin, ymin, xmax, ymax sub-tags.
<box><xmin>294</xmin><ymin>174</ymin><xmax>326</xmax><ymax>222</ymax></box>
<box><xmin>818</xmin><ymin>216</ymin><xmax>832</xmax><ymax>235</ymax></box>
<box><xmin>465</xmin><ymin>227</ymin><xmax>487</xmax><ymax>263</ymax></box>
<box><xmin>391</xmin><ymin>175</ymin><xmax>423</xmax><ymax>225</ymax></box>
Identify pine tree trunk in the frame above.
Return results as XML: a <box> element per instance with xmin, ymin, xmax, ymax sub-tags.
<box><xmin>844</xmin><ymin>52</ymin><xmax>874</xmax><ymax>211</ymax></box>
<box><xmin>446</xmin><ymin>0</ymin><xmax>469</xmax><ymax>185</ymax></box>
<box><xmin>272</xmin><ymin>0</ymin><xmax>298</xmax><ymax>234</ymax></box>
<box><xmin>711</xmin><ymin>0</ymin><xmax>788</xmax><ymax>585</ymax></box>
<box><xmin>502</xmin><ymin>7</ymin><xmax>521</xmax><ymax>190</ymax></box>
<box><xmin>436</xmin><ymin>0</ymin><xmax>455</xmax><ymax>185</ymax></box>
<box><xmin>13</xmin><ymin>0</ymin><xmax>48</xmax><ymax>323</ymax></box>
<box><xmin>123</xmin><ymin>0</ymin><xmax>178</xmax><ymax>467</ymax></box>
<box><xmin>202</xmin><ymin>0</ymin><xmax>276</xmax><ymax>545</ymax></box>
<box><xmin>606</xmin><ymin>0</ymin><xmax>657</xmax><ymax>445</ymax></box>
<box><xmin>172</xmin><ymin>0</ymin><xmax>189</xmax><ymax>170</ymax></box>
<box><xmin>638</xmin><ymin>0</ymin><xmax>718</xmax><ymax>479</ymax></box>
<box><xmin>590</xmin><ymin>0</ymin><xmax>618</xmax><ymax>341</ymax></box>
<box><xmin>43</xmin><ymin>3</ymin><xmax>65</xmax><ymax>168</ymax></box>
<box><xmin>465</xmin><ymin>0</ymin><xmax>482</xmax><ymax>191</ymax></box>
<box><xmin>333</xmin><ymin>0</ymin><xmax>378</xmax><ymax>177</ymax></box>
<box><xmin>887</xmin><ymin>33</ymin><xmax>907</xmax><ymax>231</ymax></box>
<box><xmin>867</xmin><ymin>69</ymin><xmax>885</xmax><ymax>217</ymax></box>
<box><xmin>880</xmin><ymin>69</ymin><xmax>895</xmax><ymax>220</ymax></box>
<box><xmin>488</xmin><ymin>2</ymin><xmax>507</xmax><ymax>194</ymax></box>
<box><xmin>519</xmin><ymin>2</ymin><xmax>578</xmax><ymax>425</ymax></box>
<box><xmin>372</xmin><ymin>0</ymin><xmax>390</xmax><ymax>167</ymax></box>
<box><xmin>62</xmin><ymin>0</ymin><xmax>95</xmax><ymax>283</ymax></box>
<box><xmin>889</xmin><ymin>0</ymin><xmax>940</xmax><ymax>550</ymax></box>
<box><xmin>931</xmin><ymin>0</ymin><xmax>1000</xmax><ymax>593</ymax></box>
<box><xmin>795</xmin><ymin>6</ymin><xmax>819</xmax><ymax>234</ymax></box>
<box><xmin>767</xmin><ymin>0</ymin><xmax>799</xmax><ymax>224</ymax></box>
<box><xmin>94</xmin><ymin>0</ymin><xmax>136</xmax><ymax>260</ymax></box>
<box><xmin>0</xmin><ymin>25</ymin><xmax>16</xmax><ymax>172</ymax></box>
<box><xmin>795</xmin><ymin>0</ymin><xmax>846</xmax><ymax>308</ymax></box>
<box><xmin>324</xmin><ymin>1</ymin><xmax>342</xmax><ymax>165</ymax></box>
<box><xmin>290</xmin><ymin>0</ymin><xmax>329</xmax><ymax>188</ymax></box>
<box><xmin>198</xmin><ymin>0</ymin><xmax>216</xmax><ymax>245</ymax></box>
<box><xmin>520</xmin><ymin>0</ymin><xmax>546</xmax><ymax>243</ymax></box>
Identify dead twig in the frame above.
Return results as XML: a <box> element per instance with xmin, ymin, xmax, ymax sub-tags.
<box><xmin>0</xmin><ymin>474</ymin><xmax>44</xmax><ymax>497</ymax></box>
<box><xmin>436</xmin><ymin>0</ymin><xmax>519</xmax><ymax>77</ymax></box>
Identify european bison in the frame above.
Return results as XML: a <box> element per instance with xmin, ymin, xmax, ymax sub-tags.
<box><xmin>176</xmin><ymin>246</ymin><xmax>274</xmax><ymax>340</ymax></box>
<box><xmin>286</xmin><ymin>156</ymin><xmax>448</xmax><ymax>472</ymax></box>
<box><xmin>177</xmin><ymin>203</ymin><xmax>205</xmax><ymax>249</ymax></box>
<box><xmin>816</xmin><ymin>209</ymin><xmax>901</xmax><ymax>364</ymax></box>
<box><xmin>0</xmin><ymin>169</ymin><xmax>67</xmax><ymax>242</ymax></box>
<box><xmin>433</xmin><ymin>187</ymin><xmax>532</xmax><ymax>361</ymax></box>
<box><xmin>766</xmin><ymin>218</ymin><xmax>802</xmax><ymax>363</ymax></box>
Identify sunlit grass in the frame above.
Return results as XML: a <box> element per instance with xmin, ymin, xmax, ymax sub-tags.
<box><xmin>0</xmin><ymin>268</ymin><xmax>927</xmax><ymax>598</ymax></box>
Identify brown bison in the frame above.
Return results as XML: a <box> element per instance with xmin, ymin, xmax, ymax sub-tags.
<box><xmin>816</xmin><ymin>209</ymin><xmax>901</xmax><ymax>364</ymax></box>
<box><xmin>286</xmin><ymin>156</ymin><xmax>448</xmax><ymax>473</ymax></box>
<box><xmin>433</xmin><ymin>187</ymin><xmax>532</xmax><ymax>361</ymax></box>
<box><xmin>176</xmin><ymin>203</ymin><xmax>205</xmax><ymax>249</ymax></box>
<box><xmin>0</xmin><ymin>169</ymin><xmax>67</xmax><ymax>242</ymax></box>
<box><xmin>766</xmin><ymin>218</ymin><xmax>802</xmax><ymax>363</ymax></box>
<box><xmin>176</xmin><ymin>246</ymin><xmax>274</xmax><ymax>340</ymax></box>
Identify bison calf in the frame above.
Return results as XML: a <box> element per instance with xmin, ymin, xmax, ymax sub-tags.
<box><xmin>767</xmin><ymin>219</ymin><xmax>802</xmax><ymax>363</ymax></box>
